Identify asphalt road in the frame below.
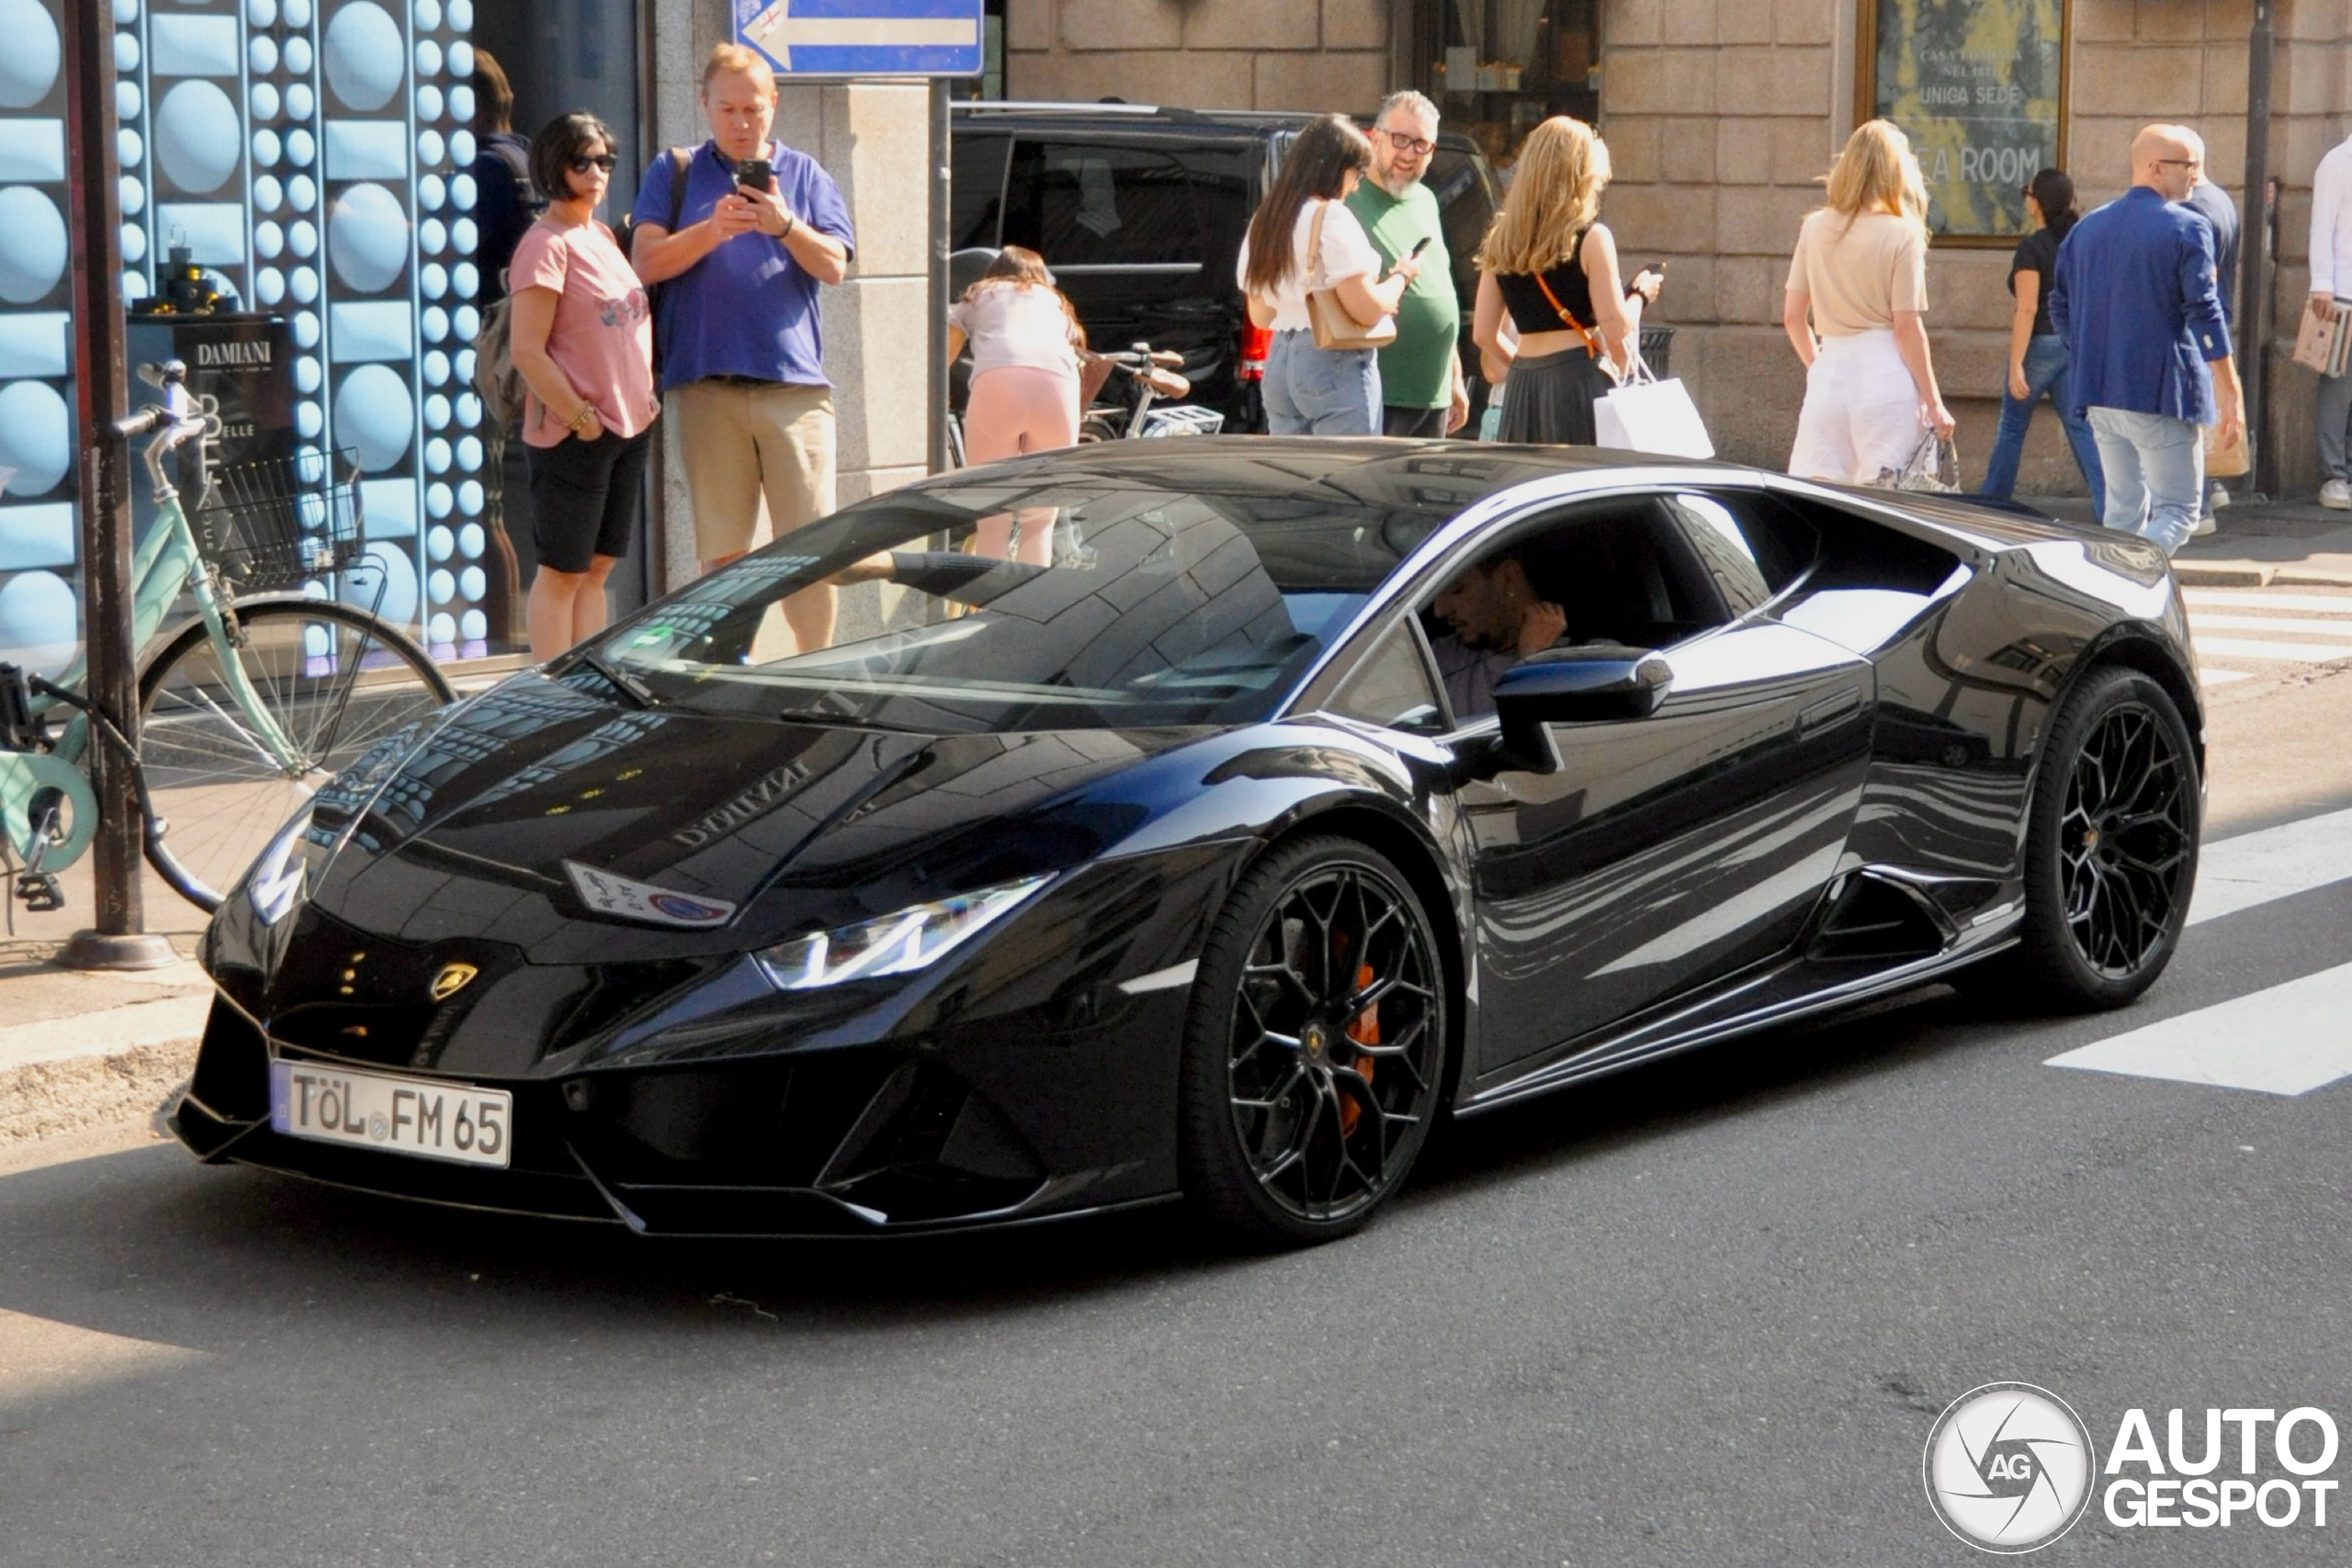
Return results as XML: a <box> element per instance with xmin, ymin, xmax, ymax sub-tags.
<box><xmin>5</xmin><ymin>680</ymin><xmax>2349</xmax><ymax>1566</ymax></box>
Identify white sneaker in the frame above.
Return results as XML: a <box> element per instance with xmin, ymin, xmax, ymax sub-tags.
<box><xmin>2209</xmin><ymin>482</ymin><xmax>2231</xmax><ymax>510</ymax></box>
<box><xmin>2323</xmin><ymin>479</ymin><xmax>2352</xmax><ymax>510</ymax></box>
<box><xmin>2191</xmin><ymin>513</ymin><xmax>2218</xmax><ymax>536</ymax></box>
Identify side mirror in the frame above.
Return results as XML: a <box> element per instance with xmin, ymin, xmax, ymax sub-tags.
<box><xmin>1492</xmin><ymin>644</ymin><xmax>1672</xmax><ymax>769</ymax></box>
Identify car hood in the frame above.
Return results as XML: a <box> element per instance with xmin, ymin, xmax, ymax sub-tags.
<box><xmin>303</xmin><ymin>671</ymin><xmax>1204</xmax><ymax>963</ymax></box>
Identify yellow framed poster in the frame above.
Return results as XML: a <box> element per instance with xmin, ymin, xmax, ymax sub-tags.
<box><xmin>1859</xmin><ymin>1</ymin><xmax>2071</xmax><ymax>244</ymax></box>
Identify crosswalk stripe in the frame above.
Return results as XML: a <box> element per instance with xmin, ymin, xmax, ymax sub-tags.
<box><xmin>2045</xmin><ymin>960</ymin><xmax>2352</xmax><ymax>1096</ymax></box>
<box><xmin>2189</xmin><ymin>637</ymin><xmax>2352</xmax><ymax>662</ymax></box>
<box><xmin>2188</xmin><ymin>804</ymin><xmax>2352</xmax><ymax>925</ymax></box>
<box><xmin>2184</xmin><ymin>590</ymin><xmax>2352</xmax><ymax>615</ymax></box>
<box><xmin>2189</xmin><ymin>614</ymin><xmax>2352</xmax><ymax>636</ymax></box>
<box><xmin>2199</xmin><ymin>669</ymin><xmax>2254</xmax><ymax>685</ymax></box>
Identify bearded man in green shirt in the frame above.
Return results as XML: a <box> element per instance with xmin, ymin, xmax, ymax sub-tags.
<box><xmin>1346</xmin><ymin>90</ymin><xmax>1470</xmax><ymax>438</ymax></box>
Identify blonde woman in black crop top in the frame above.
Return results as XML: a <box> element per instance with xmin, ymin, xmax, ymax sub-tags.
<box><xmin>1471</xmin><ymin>117</ymin><xmax>1661</xmax><ymax>446</ymax></box>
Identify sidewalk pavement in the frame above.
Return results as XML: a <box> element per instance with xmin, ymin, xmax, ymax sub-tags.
<box><xmin>0</xmin><ymin>855</ymin><xmax>211</xmax><ymax>1148</ymax></box>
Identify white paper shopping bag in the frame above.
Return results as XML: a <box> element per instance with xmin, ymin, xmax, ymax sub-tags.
<box><xmin>1593</xmin><ymin>363</ymin><xmax>1714</xmax><ymax>459</ymax></box>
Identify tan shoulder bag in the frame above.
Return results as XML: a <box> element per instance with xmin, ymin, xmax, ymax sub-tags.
<box><xmin>1306</xmin><ymin>200</ymin><xmax>1397</xmax><ymax>352</ymax></box>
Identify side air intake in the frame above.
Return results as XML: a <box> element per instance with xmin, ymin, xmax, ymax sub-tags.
<box><xmin>1806</xmin><ymin>872</ymin><xmax>1951</xmax><ymax>963</ymax></box>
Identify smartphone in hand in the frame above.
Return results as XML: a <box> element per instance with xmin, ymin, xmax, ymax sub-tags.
<box><xmin>1408</xmin><ymin>235</ymin><xmax>1434</xmax><ymax>258</ymax></box>
<box><xmin>735</xmin><ymin>157</ymin><xmax>774</xmax><ymax>193</ymax></box>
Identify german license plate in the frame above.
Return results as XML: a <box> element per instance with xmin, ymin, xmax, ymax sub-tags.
<box><xmin>268</xmin><ymin>1060</ymin><xmax>513</xmax><ymax>1169</ymax></box>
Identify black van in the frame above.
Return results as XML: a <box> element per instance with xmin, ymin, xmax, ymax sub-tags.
<box><xmin>950</xmin><ymin>102</ymin><xmax>1503</xmax><ymax>431</ymax></box>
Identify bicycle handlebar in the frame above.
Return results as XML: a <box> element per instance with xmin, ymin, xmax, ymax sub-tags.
<box><xmin>112</xmin><ymin>406</ymin><xmax>167</xmax><ymax>441</ymax></box>
<box><xmin>117</xmin><ymin>362</ymin><xmax>210</xmax><ymax>506</ymax></box>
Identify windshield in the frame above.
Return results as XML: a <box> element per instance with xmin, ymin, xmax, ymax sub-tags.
<box><xmin>594</xmin><ymin>474</ymin><xmax>1440</xmax><ymax>733</ymax></box>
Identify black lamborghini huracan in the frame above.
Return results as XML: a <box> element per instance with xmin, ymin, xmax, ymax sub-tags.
<box><xmin>174</xmin><ymin>440</ymin><xmax>2203</xmax><ymax>1246</ymax></box>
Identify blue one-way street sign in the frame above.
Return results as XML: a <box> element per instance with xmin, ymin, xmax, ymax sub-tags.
<box><xmin>736</xmin><ymin>0</ymin><xmax>984</xmax><ymax>78</ymax></box>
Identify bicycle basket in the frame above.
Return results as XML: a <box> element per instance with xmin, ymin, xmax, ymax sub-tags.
<box><xmin>189</xmin><ymin>449</ymin><xmax>365</xmax><ymax>592</ymax></box>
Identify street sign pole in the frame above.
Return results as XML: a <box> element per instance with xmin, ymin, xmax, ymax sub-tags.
<box><xmin>930</xmin><ymin>75</ymin><xmax>953</xmax><ymax>476</ymax></box>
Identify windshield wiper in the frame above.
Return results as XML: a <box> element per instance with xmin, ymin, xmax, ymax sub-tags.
<box><xmin>574</xmin><ymin>646</ymin><xmax>659</xmax><ymax>709</ymax></box>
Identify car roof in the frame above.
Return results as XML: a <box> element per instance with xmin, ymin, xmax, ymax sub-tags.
<box><xmin>907</xmin><ymin>437</ymin><xmax>1736</xmax><ymax>517</ymax></box>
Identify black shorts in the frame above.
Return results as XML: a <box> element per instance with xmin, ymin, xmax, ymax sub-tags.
<box><xmin>525</xmin><ymin>427</ymin><xmax>651</xmax><ymax>574</ymax></box>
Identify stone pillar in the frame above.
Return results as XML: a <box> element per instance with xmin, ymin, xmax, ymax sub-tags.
<box><xmin>650</xmin><ymin>0</ymin><xmax>934</xmax><ymax>593</ymax></box>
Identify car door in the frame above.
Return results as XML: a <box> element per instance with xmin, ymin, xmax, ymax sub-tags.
<box><xmin>1452</xmin><ymin>494</ymin><xmax>1877</xmax><ymax>1076</ymax></box>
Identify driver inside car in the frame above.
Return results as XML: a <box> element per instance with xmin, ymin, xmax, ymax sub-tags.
<box><xmin>1429</xmin><ymin>547</ymin><xmax>1573</xmax><ymax>719</ymax></box>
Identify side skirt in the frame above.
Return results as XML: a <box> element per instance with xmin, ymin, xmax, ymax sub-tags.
<box><xmin>1453</xmin><ymin>903</ymin><xmax>2024</xmax><ymax>1118</ymax></box>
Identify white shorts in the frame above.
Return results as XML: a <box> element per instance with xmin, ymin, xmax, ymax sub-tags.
<box><xmin>1788</xmin><ymin>329</ymin><xmax>1927</xmax><ymax>485</ymax></box>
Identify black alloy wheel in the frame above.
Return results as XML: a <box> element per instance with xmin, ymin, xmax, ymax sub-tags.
<box><xmin>2009</xmin><ymin>666</ymin><xmax>2199</xmax><ymax>1008</ymax></box>
<box><xmin>1179</xmin><ymin>836</ymin><xmax>1448</xmax><ymax>1246</ymax></box>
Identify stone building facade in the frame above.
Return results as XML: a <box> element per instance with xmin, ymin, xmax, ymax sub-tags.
<box><xmin>1005</xmin><ymin>0</ymin><xmax>2352</xmax><ymax>494</ymax></box>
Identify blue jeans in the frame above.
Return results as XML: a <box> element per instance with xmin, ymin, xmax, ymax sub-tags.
<box><xmin>1262</xmin><ymin>330</ymin><xmax>1381</xmax><ymax>435</ymax></box>
<box><xmin>2087</xmin><ymin>407</ymin><xmax>2204</xmax><ymax>555</ymax></box>
<box><xmin>1979</xmin><ymin>333</ymin><xmax>2105</xmax><ymax>516</ymax></box>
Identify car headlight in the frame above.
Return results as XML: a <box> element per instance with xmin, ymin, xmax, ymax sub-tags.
<box><xmin>753</xmin><ymin>874</ymin><xmax>1052</xmax><ymax>991</ymax></box>
<box><xmin>246</xmin><ymin>805</ymin><xmax>315</xmax><ymax>926</ymax></box>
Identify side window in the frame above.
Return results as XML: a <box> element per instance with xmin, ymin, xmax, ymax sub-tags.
<box><xmin>1329</xmin><ymin>622</ymin><xmax>1445</xmax><ymax>734</ymax></box>
<box><xmin>1417</xmin><ymin>500</ymin><xmax>1730</xmax><ymax>723</ymax></box>
<box><xmin>1663</xmin><ymin>491</ymin><xmax>1819</xmax><ymax>615</ymax></box>
<box><xmin>1514</xmin><ymin>502</ymin><xmax>1722</xmax><ymax>649</ymax></box>
<box><xmin>950</xmin><ymin>134</ymin><xmax>1011</xmax><ymax>251</ymax></box>
<box><xmin>1002</xmin><ymin>141</ymin><xmax>1225</xmax><ymax>268</ymax></box>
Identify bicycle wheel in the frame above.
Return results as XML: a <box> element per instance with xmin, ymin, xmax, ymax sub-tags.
<box><xmin>138</xmin><ymin>599</ymin><xmax>456</xmax><ymax>910</ymax></box>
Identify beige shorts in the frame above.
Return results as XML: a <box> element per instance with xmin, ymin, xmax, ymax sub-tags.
<box><xmin>670</xmin><ymin>378</ymin><xmax>838</xmax><ymax>561</ymax></box>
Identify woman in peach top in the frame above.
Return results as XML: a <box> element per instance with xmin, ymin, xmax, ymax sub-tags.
<box><xmin>506</xmin><ymin>112</ymin><xmax>660</xmax><ymax>660</ymax></box>
<box><xmin>1782</xmin><ymin>119</ymin><xmax>1954</xmax><ymax>485</ymax></box>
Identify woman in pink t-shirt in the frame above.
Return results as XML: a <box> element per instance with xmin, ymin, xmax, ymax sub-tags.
<box><xmin>507</xmin><ymin>112</ymin><xmax>659</xmax><ymax>659</ymax></box>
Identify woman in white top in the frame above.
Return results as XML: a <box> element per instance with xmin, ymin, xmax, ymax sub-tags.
<box><xmin>1237</xmin><ymin>115</ymin><xmax>1422</xmax><ymax>436</ymax></box>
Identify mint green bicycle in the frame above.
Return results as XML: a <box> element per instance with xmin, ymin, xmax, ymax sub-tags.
<box><xmin>0</xmin><ymin>360</ymin><xmax>456</xmax><ymax>916</ymax></box>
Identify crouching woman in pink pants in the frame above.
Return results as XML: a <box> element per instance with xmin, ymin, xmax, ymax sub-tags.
<box><xmin>949</xmin><ymin>246</ymin><xmax>1085</xmax><ymax>561</ymax></box>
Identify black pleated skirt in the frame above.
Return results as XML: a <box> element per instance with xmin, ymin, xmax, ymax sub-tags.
<box><xmin>1495</xmin><ymin>347</ymin><xmax>1614</xmax><ymax>446</ymax></box>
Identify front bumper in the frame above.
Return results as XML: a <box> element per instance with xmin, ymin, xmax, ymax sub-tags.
<box><xmin>170</xmin><ymin>976</ymin><xmax>1195</xmax><ymax>1238</ymax></box>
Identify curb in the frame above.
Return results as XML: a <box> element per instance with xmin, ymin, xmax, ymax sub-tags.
<box><xmin>0</xmin><ymin>994</ymin><xmax>211</xmax><ymax>1147</ymax></box>
<box><xmin>2174</xmin><ymin>563</ymin><xmax>2273</xmax><ymax>587</ymax></box>
<box><xmin>2175</xmin><ymin>564</ymin><xmax>2352</xmax><ymax>589</ymax></box>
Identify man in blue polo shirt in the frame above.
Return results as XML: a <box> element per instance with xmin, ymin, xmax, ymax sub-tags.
<box><xmin>2049</xmin><ymin>124</ymin><xmax>2244</xmax><ymax>555</ymax></box>
<box><xmin>631</xmin><ymin>43</ymin><xmax>854</xmax><ymax>648</ymax></box>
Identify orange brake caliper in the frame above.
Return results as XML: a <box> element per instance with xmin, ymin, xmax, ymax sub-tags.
<box><xmin>1340</xmin><ymin>963</ymin><xmax>1379</xmax><ymax>1136</ymax></box>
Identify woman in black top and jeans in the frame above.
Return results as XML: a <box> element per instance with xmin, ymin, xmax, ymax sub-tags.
<box><xmin>1979</xmin><ymin>167</ymin><xmax>2104</xmax><ymax>513</ymax></box>
<box><xmin>1471</xmin><ymin>117</ymin><xmax>1661</xmax><ymax>445</ymax></box>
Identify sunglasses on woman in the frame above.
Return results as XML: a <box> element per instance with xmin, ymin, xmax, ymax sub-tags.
<box><xmin>569</xmin><ymin>152</ymin><xmax>617</xmax><ymax>174</ymax></box>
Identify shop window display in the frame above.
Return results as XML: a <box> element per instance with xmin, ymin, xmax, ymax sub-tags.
<box><xmin>1429</xmin><ymin>0</ymin><xmax>1602</xmax><ymax>170</ymax></box>
<box><xmin>0</xmin><ymin>0</ymin><xmax>643</xmax><ymax>674</ymax></box>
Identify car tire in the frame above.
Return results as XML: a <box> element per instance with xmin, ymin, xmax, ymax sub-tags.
<box><xmin>1178</xmin><ymin>835</ymin><xmax>1450</xmax><ymax>1247</ymax></box>
<box><xmin>2005</xmin><ymin>664</ymin><xmax>2200</xmax><ymax>1010</ymax></box>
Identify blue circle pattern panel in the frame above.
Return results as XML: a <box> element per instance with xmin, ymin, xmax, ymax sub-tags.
<box><xmin>0</xmin><ymin>0</ymin><xmax>77</xmax><ymax>673</ymax></box>
<box><xmin>0</xmin><ymin>0</ymin><xmax>492</xmax><ymax>671</ymax></box>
